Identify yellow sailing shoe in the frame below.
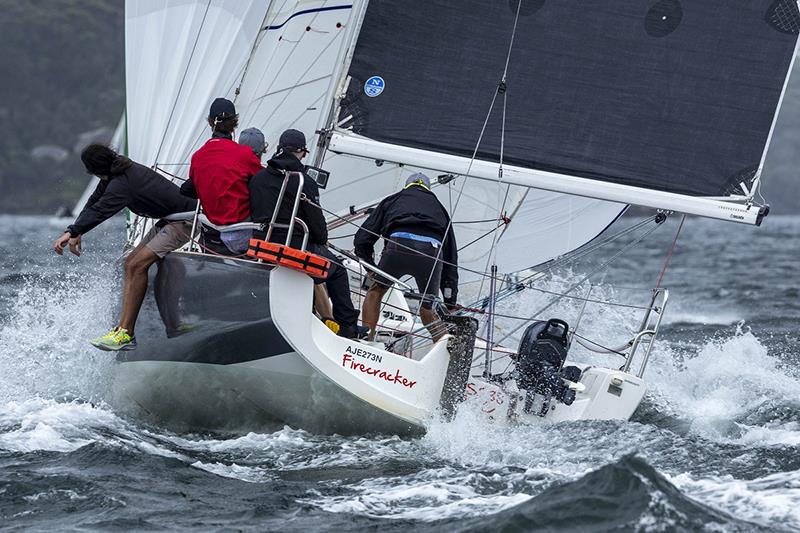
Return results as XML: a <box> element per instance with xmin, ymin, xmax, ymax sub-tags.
<box><xmin>90</xmin><ymin>327</ymin><xmax>137</xmax><ymax>351</ymax></box>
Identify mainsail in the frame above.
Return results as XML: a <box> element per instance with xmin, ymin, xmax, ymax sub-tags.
<box><xmin>328</xmin><ymin>0</ymin><xmax>800</xmax><ymax>225</ymax></box>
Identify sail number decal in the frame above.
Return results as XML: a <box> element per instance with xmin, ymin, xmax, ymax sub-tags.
<box><xmin>342</xmin><ymin>345</ymin><xmax>417</xmax><ymax>389</ymax></box>
<box><xmin>364</xmin><ymin>76</ymin><xmax>385</xmax><ymax>97</ymax></box>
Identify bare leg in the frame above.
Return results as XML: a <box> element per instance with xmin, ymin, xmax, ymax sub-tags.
<box><xmin>362</xmin><ymin>282</ymin><xmax>389</xmax><ymax>341</ymax></box>
<box><xmin>313</xmin><ymin>284</ymin><xmax>333</xmax><ymax>319</ymax></box>
<box><xmin>118</xmin><ymin>246</ymin><xmax>160</xmax><ymax>336</ymax></box>
<box><xmin>420</xmin><ymin>307</ymin><xmax>444</xmax><ymax>342</ymax></box>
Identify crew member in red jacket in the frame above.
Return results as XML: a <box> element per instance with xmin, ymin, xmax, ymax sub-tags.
<box><xmin>181</xmin><ymin>98</ymin><xmax>263</xmax><ymax>254</ymax></box>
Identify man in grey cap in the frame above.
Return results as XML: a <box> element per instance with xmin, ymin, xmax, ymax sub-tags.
<box><xmin>354</xmin><ymin>172</ymin><xmax>459</xmax><ymax>342</ymax></box>
<box><xmin>238</xmin><ymin>127</ymin><xmax>268</xmax><ymax>162</ymax></box>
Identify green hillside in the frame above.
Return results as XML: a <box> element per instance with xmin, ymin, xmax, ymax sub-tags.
<box><xmin>0</xmin><ymin>0</ymin><xmax>124</xmax><ymax>213</ymax></box>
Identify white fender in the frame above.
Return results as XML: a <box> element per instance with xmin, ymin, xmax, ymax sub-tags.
<box><xmin>269</xmin><ymin>267</ymin><xmax>452</xmax><ymax>426</ymax></box>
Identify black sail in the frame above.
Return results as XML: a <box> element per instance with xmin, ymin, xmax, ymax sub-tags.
<box><xmin>341</xmin><ymin>0</ymin><xmax>799</xmax><ymax>197</ymax></box>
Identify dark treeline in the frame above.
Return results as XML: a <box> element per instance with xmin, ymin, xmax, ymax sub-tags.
<box><xmin>0</xmin><ymin>0</ymin><xmax>124</xmax><ymax>214</ymax></box>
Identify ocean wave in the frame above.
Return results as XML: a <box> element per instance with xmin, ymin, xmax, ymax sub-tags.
<box><xmin>451</xmin><ymin>455</ymin><xmax>770</xmax><ymax>532</ymax></box>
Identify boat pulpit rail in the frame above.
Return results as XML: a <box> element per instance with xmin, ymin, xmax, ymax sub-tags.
<box><xmin>623</xmin><ymin>288</ymin><xmax>669</xmax><ymax>378</ymax></box>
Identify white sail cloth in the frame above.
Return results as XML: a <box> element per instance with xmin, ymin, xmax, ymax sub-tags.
<box><xmin>125</xmin><ymin>0</ymin><xmax>268</xmax><ymax>174</ymax></box>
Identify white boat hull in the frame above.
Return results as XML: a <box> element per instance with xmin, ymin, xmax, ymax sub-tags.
<box><xmin>112</xmin><ymin>253</ymin><xmax>647</xmax><ymax>435</ymax></box>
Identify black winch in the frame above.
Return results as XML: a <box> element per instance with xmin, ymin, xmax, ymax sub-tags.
<box><xmin>515</xmin><ymin>318</ymin><xmax>582</xmax><ymax>415</ymax></box>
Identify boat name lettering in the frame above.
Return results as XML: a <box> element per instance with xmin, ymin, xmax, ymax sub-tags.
<box><xmin>381</xmin><ymin>310</ymin><xmax>407</xmax><ymax>321</ymax></box>
<box><xmin>345</xmin><ymin>345</ymin><xmax>383</xmax><ymax>363</ymax></box>
<box><xmin>341</xmin><ymin>354</ymin><xmax>416</xmax><ymax>388</ymax></box>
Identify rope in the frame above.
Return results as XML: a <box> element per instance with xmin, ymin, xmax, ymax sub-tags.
<box><xmin>154</xmin><ymin>166</ymin><xmax>188</xmax><ymax>182</ymax></box>
<box><xmin>656</xmin><ymin>214</ymin><xmax>685</xmax><ymax>288</ymax></box>
<box><xmin>457</xmin><ymin>220</ymin><xmax>508</xmax><ymax>252</ymax></box>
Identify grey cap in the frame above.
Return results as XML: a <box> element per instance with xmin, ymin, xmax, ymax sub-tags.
<box><xmin>404</xmin><ymin>172</ymin><xmax>431</xmax><ymax>190</ymax></box>
<box><xmin>238</xmin><ymin>127</ymin><xmax>266</xmax><ymax>155</ymax></box>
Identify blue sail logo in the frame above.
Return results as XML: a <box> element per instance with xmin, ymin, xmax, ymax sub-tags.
<box><xmin>364</xmin><ymin>76</ymin><xmax>385</xmax><ymax>97</ymax></box>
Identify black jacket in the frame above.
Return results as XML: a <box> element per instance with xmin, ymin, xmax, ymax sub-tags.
<box><xmin>354</xmin><ymin>185</ymin><xmax>458</xmax><ymax>296</ymax></box>
<box><xmin>68</xmin><ymin>162</ymin><xmax>197</xmax><ymax>237</ymax></box>
<box><xmin>249</xmin><ymin>151</ymin><xmax>327</xmax><ymax>246</ymax></box>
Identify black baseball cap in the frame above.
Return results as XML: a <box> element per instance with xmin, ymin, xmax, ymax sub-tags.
<box><xmin>278</xmin><ymin>129</ymin><xmax>307</xmax><ymax>151</ymax></box>
<box><xmin>208</xmin><ymin>98</ymin><xmax>236</xmax><ymax>119</ymax></box>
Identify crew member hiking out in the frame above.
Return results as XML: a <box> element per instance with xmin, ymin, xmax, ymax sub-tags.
<box><xmin>181</xmin><ymin>98</ymin><xmax>263</xmax><ymax>255</ymax></box>
<box><xmin>53</xmin><ymin>143</ymin><xmax>197</xmax><ymax>351</ymax></box>
<box><xmin>249</xmin><ymin>129</ymin><xmax>360</xmax><ymax>339</ymax></box>
<box><xmin>354</xmin><ymin>173</ymin><xmax>458</xmax><ymax>342</ymax></box>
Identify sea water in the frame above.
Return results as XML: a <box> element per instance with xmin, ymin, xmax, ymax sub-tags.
<box><xmin>0</xmin><ymin>214</ymin><xmax>798</xmax><ymax>531</ymax></box>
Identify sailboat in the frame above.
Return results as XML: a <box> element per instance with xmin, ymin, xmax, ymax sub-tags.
<box><xmin>112</xmin><ymin>0</ymin><xmax>800</xmax><ymax>434</ymax></box>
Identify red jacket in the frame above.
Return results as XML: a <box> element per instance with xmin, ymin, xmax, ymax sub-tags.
<box><xmin>188</xmin><ymin>137</ymin><xmax>263</xmax><ymax>225</ymax></box>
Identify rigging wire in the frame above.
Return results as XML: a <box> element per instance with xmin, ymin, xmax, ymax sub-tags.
<box><xmin>491</xmin><ymin>219</ymin><xmax>664</xmax><ymax>347</ymax></box>
<box><xmin>406</xmin><ymin>217</ymin><xmax>664</xmax><ymax>352</ymax></box>
<box><xmin>153</xmin><ymin>0</ymin><xmax>212</xmax><ymax>164</ymax></box>
<box><xmin>655</xmin><ymin>214</ymin><xmax>685</xmax><ymax>288</ymax></box>
<box><xmin>306</xmin><ymin>196</ymin><xmax>659</xmax><ymax>310</ymax></box>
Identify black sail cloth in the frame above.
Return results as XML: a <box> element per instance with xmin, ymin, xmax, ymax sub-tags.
<box><xmin>342</xmin><ymin>0</ymin><xmax>799</xmax><ymax>197</ymax></box>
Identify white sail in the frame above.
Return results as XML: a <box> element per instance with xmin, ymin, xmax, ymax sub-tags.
<box><xmin>125</xmin><ymin>0</ymin><xmax>268</xmax><ymax>175</ymax></box>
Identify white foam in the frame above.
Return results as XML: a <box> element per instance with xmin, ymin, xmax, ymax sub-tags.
<box><xmin>23</xmin><ymin>489</ymin><xmax>88</xmax><ymax>503</ymax></box>
<box><xmin>672</xmin><ymin>470</ymin><xmax>800</xmax><ymax>530</ymax></box>
<box><xmin>0</xmin><ymin>399</ymin><xmax>120</xmax><ymax>453</ymax></box>
<box><xmin>191</xmin><ymin>461</ymin><xmax>273</xmax><ymax>483</ymax></box>
<box><xmin>646</xmin><ymin>323</ymin><xmax>800</xmax><ymax>440</ymax></box>
<box><xmin>736</xmin><ymin>422</ymin><xmax>800</xmax><ymax>447</ymax></box>
<box><xmin>0</xmin><ymin>398</ymin><xmax>185</xmax><ymax>461</ymax></box>
<box><xmin>0</xmin><ymin>254</ymin><xmax>119</xmax><ymax>403</ymax></box>
<box><xmin>662</xmin><ymin>310</ymin><xmax>740</xmax><ymax>326</ymax></box>
<box><xmin>304</xmin><ymin>470</ymin><xmax>532</xmax><ymax>521</ymax></box>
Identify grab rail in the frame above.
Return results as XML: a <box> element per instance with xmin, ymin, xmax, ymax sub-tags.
<box><xmin>622</xmin><ymin>287</ymin><xmax>669</xmax><ymax>377</ymax></box>
<box><xmin>265</xmin><ymin>171</ymin><xmax>309</xmax><ymax>251</ymax></box>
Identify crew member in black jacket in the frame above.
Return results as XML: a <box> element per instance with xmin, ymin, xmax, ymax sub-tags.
<box><xmin>53</xmin><ymin>144</ymin><xmax>197</xmax><ymax>351</ymax></box>
<box><xmin>249</xmin><ymin>129</ymin><xmax>359</xmax><ymax>338</ymax></box>
<box><xmin>354</xmin><ymin>173</ymin><xmax>458</xmax><ymax>342</ymax></box>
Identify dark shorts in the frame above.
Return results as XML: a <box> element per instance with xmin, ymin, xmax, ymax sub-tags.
<box><xmin>373</xmin><ymin>238</ymin><xmax>442</xmax><ymax>309</ymax></box>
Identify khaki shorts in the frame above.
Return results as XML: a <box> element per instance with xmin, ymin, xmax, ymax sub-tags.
<box><xmin>142</xmin><ymin>220</ymin><xmax>192</xmax><ymax>258</ymax></box>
